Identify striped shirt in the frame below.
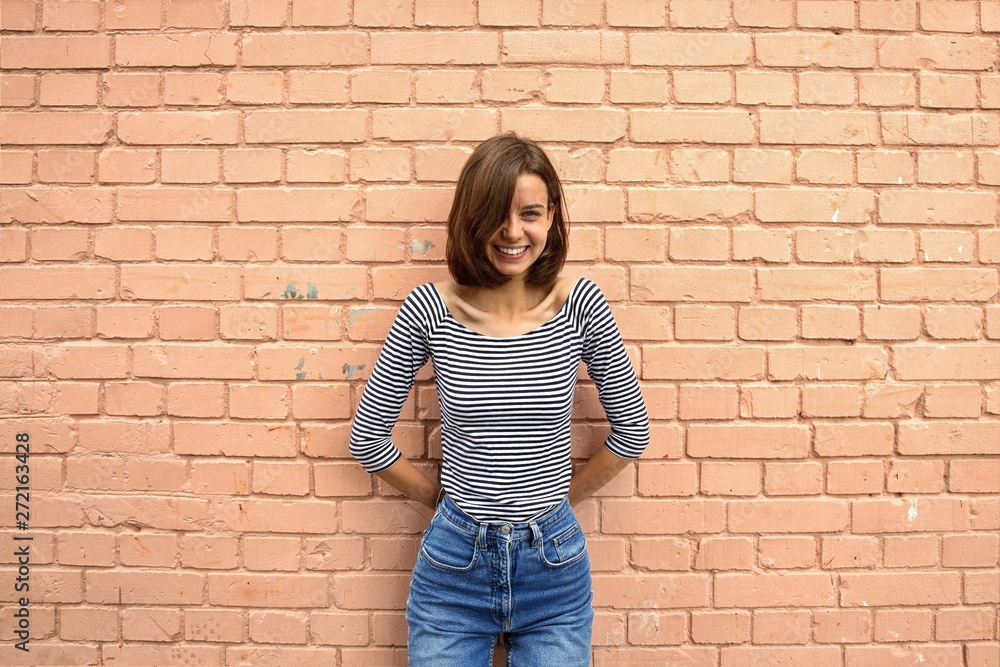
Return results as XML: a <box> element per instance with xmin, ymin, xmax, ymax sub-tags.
<box><xmin>349</xmin><ymin>278</ymin><xmax>650</xmax><ymax>522</ymax></box>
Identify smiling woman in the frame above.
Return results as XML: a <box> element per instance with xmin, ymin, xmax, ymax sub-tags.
<box><xmin>349</xmin><ymin>134</ymin><xmax>650</xmax><ymax>666</ymax></box>
<box><xmin>444</xmin><ymin>133</ymin><xmax>568</xmax><ymax>290</ymax></box>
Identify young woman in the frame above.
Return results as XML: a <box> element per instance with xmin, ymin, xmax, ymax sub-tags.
<box><xmin>349</xmin><ymin>133</ymin><xmax>650</xmax><ymax>666</ymax></box>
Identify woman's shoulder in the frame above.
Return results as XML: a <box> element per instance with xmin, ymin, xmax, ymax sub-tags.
<box><xmin>398</xmin><ymin>282</ymin><xmax>448</xmax><ymax>324</ymax></box>
<box><xmin>564</xmin><ymin>276</ymin><xmax>605</xmax><ymax>306</ymax></box>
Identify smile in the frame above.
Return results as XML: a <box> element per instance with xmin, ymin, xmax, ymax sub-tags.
<box><xmin>496</xmin><ymin>246</ymin><xmax>528</xmax><ymax>256</ymax></box>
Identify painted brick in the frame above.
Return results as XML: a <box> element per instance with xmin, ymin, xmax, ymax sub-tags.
<box><xmin>286</xmin><ymin>150</ymin><xmax>347</xmax><ymax>183</ymax></box>
<box><xmin>740</xmin><ymin>385</ymin><xmax>798</xmax><ymax>419</ymax></box>
<box><xmin>803</xmin><ymin>385</ymin><xmax>861</xmax><ymax>418</ymax></box>
<box><xmin>643</xmin><ymin>345</ymin><xmax>764</xmax><ymax>381</ymax></box>
<box><xmin>414</xmin><ymin>70</ymin><xmax>479</xmax><ymax>104</ymax></box>
<box><xmin>899</xmin><ymin>422</ymin><xmax>999</xmax><ymax>455</ymax></box>
<box><xmin>289</xmin><ymin>71</ymin><xmax>349</xmax><ymax>104</ymax></box>
<box><xmin>636</xmin><ymin>461</ymin><xmax>697</xmax><ymax>497</ymax></box>
<box><xmin>632</xmin><ymin>110</ymin><xmax>754</xmax><ymax>144</ymax></box>
<box><xmin>1</xmin><ymin>0</ymin><xmax>37</xmax><ymax>30</ymax></box>
<box><xmin>853</xmin><ymin>498</ymin><xmax>971</xmax><ymax>534</ymax></box>
<box><xmin>691</xmin><ymin>610</ymin><xmax>750</xmax><ymax>644</ymax></box>
<box><xmin>813</xmin><ymin>422</ymin><xmax>894</xmax><ymax>457</ymax></box>
<box><xmin>882</xmin><ymin>536</ymin><xmax>938</xmax><ymax>569</ymax></box>
<box><xmin>669</xmin><ymin>148</ymin><xmax>730</xmax><ymax>182</ymax></box>
<box><xmin>893</xmin><ymin>345</ymin><xmax>1000</xmax><ymax>380</ymax></box>
<box><xmin>242</xmin><ymin>32</ymin><xmax>366</xmax><ymax>66</ymax></box>
<box><xmin>60</xmin><ymin>607</ymin><xmax>117</xmax><ymax>641</ymax></box>
<box><xmin>768</xmin><ymin>345</ymin><xmax>888</xmax><ymax>381</ymax></box>
<box><xmin>949</xmin><ymin>459</ymin><xmax>1000</xmax><ymax>493</ymax></box>
<box><xmin>2</xmin><ymin>8</ymin><xmax>998</xmax><ymax>661</ymax></box>
<box><xmin>372</xmin><ymin>31</ymin><xmax>495</xmax><ymax>64</ymax></box>
<box><xmin>609</xmin><ymin>71</ymin><xmax>670</xmax><ymax>104</ymax></box>
<box><xmin>801</xmin><ymin>305</ymin><xmax>859</xmax><ymax>340</ymax></box>
<box><xmin>758</xmin><ymin>535</ymin><xmax>817</xmax><ymax>569</ymax></box>
<box><xmin>840</xmin><ymin>572</ymin><xmax>962</xmax><ymax>607</ymax></box>
<box><xmin>752</xmin><ymin>609</ymin><xmax>812</xmax><ymax>644</ymax></box>
<box><xmin>716</xmin><ymin>573</ymin><xmax>836</xmax><ymax>608</ymax></box>
<box><xmin>244</xmin><ymin>110</ymin><xmax>366</xmax><ymax>144</ymax></box>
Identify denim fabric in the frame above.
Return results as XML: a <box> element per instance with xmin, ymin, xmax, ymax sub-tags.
<box><xmin>406</xmin><ymin>494</ymin><xmax>594</xmax><ymax>667</ymax></box>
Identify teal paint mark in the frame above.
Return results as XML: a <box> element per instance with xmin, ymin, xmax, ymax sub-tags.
<box><xmin>410</xmin><ymin>239</ymin><xmax>436</xmax><ymax>256</ymax></box>
<box><xmin>295</xmin><ymin>372</ymin><xmax>307</xmax><ymax>380</ymax></box>
<box><xmin>306</xmin><ymin>283</ymin><xmax>319</xmax><ymax>300</ymax></box>
<box><xmin>348</xmin><ymin>306</ymin><xmax>375</xmax><ymax>325</ymax></box>
<box><xmin>342</xmin><ymin>363</ymin><xmax>366</xmax><ymax>380</ymax></box>
<box><xmin>295</xmin><ymin>358</ymin><xmax>305</xmax><ymax>370</ymax></box>
<box><xmin>282</xmin><ymin>283</ymin><xmax>298</xmax><ymax>299</ymax></box>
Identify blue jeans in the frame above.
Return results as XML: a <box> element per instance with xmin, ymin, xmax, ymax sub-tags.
<box><xmin>406</xmin><ymin>495</ymin><xmax>594</xmax><ymax>667</ymax></box>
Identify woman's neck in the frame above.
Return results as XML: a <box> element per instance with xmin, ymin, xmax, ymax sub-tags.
<box><xmin>458</xmin><ymin>277</ymin><xmax>546</xmax><ymax>319</ymax></box>
<box><xmin>438</xmin><ymin>277</ymin><xmax>572</xmax><ymax>338</ymax></box>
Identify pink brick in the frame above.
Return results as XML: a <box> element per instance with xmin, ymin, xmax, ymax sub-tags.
<box><xmin>249</xmin><ymin>610</ymin><xmax>308</xmax><ymax>644</ymax></box>
<box><xmin>700</xmin><ymin>462</ymin><xmax>760</xmax><ymax>496</ymax></box>
<box><xmin>691</xmin><ymin>610</ymin><xmax>750</xmax><ymax>644</ymax></box>
<box><xmin>883</xmin><ymin>535</ymin><xmax>940</xmax><ymax>568</ymax></box>
<box><xmin>190</xmin><ymin>460</ymin><xmax>250</xmax><ymax>496</ymax></box>
<box><xmin>873</xmin><ymin>608</ymin><xmax>934</xmax><ymax>642</ymax></box>
<box><xmin>60</xmin><ymin>607</ymin><xmax>117</xmax><ymax>641</ymax></box>
<box><xmin>253</xmin><ymin>460</ymin><xmax>309</xmax><ymax>495</ymax></box>
<box><xmin>122</xmin><ymin>607</ymin><xmax>181</xmax><ymax>642</ymax></box>
<box><xmin>716</xmin><ymin>572</ymin><xmax>836</xmax><ymax>608</ymax></box>
<box><xmin>694</xmin><ymin>537</ymin><xmax>753</xmax><ymax>571</ymax></box>
<box><xmin>814</xmin><ymin>609</ymin><xmax>872</xmax><ymax>643</ymax></box>
<box><xmin>636</xmin><ymin>461</ymin><xmax>697</xmax><ymax>497</ymax></box>
<box><xmin>244</xmin><ymin>536</ymin><xmax>302</xmax><ymax>571</ymax></box>
<box><xmin>752</xmin><ymin>609</ymin><xmax>811</xmax><ymax>644</ymax></box>
<box><xmin>289</xmin><ymin>0</ymin><xmax>349</xmax><ymax>25</ymax></box>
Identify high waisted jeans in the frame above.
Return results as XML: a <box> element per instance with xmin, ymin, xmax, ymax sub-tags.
<box><xmin>406</xmin><ymin>494</ymin><xmax>594</xmax><ymax>667</ymax></box>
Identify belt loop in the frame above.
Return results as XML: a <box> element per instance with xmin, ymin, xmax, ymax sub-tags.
<box><xmin>529</xmin><ymin>521</ymin><xmax>542</xmax><ymax>549</ymax></box>
<box><xmin>477</xmin><ymin>524</ymin><xmax>489</xmax><ymax>551</ymax></box>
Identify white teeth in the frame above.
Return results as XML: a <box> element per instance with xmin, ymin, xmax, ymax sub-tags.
<box><xmin>497</xmin><ymin>246</ymin><xmax>527</xmax><ymax>255</ymax></box>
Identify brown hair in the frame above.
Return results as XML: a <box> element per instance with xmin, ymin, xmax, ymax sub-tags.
<box><xmin>446</xmin><ymin>133</ymin><xmax>568</xmax><ymax>288</ymax></box>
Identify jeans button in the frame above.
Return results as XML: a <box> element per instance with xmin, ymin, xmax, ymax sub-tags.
<box><xmin>500</xmin><ymin>525</ymin><xmax>511</xmax><ymax>534</ymax></box>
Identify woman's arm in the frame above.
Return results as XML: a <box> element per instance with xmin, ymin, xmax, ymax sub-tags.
<box><xmin>350</xmin><ymin>286</ymin><xmax>440</xmax><ymax>488</ymax></box>
<box><xmin>568</xmin><ymin>280</ymin><xmax>650</xmax><ymax>506</ymax></box>
<box><xmin>375</xmin><ymin>457</ymin><xmax>442</xmax><ymax>510</ymax></box>
<box><xmin>567</xmin><ymin>446</ymin><xmax>631</xmax><ymax>506</ymax></box>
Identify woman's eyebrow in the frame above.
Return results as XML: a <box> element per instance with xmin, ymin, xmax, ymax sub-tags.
<box><xmin>520</xmin><ymin>203</ymin><xmax>546</xmax><ymax>210</ymax></box>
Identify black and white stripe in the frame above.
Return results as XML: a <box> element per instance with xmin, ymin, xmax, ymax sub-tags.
<box><xmin>349</xmin><ymin>278</ymin><xmax>650</xmax><ymax>523</ymax></box>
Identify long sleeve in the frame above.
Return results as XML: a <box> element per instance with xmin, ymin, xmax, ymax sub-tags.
<box><xmin>573</xmin><ymin>280</ymin><xmax>650</xmax><ymax>459</ymax></box>
<box><xmin>349</xmin><ymin>286</ymin><xmax>437</xmax><ymax>473</ymax></box>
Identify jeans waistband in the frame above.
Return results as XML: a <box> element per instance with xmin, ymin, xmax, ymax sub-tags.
<box><xmin>436</xmin><ymin>494</ymin><xmax>572</xmax><ymax>541</ymax></box>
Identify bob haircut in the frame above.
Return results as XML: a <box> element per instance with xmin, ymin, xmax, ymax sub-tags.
<box><xmin>446</xmin><ymin>133</ymin><xmax>568</xmax><ymax>288</ymax></box>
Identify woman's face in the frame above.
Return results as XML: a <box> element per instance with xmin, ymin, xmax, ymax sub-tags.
<box><xmin>487</xmin><ymin>173</ymin><xmax>554</xmax><ymax>282</ymax></box>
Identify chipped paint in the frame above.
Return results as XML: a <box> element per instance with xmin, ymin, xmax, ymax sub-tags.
<box><xmin>410</xmin><ymin>239</ymin><xmax>436</xmax><ymax>256</ymax></box>
<box><xmin>282</xmin><ymin>283</ymin><xmax>298</xmax><ymax>299</ymax></box>
<box><xmin>295</xmin><ymin>358</ymin><xmax>305</xmax><ymax>370</ymax></box>
<box><xmin>306</xmin><ymin>283</ymin><xmax>319</xmax><ymax>300</ymax></box>
<box><xmin>907</xmin><ymin>499</ymin><xmax>918</xmax><ymax>522</ymax></box>
<box><xmin>342</xmin><ymin>363</ymin><xmax>366</xmax><ymax>380</ymax></box>
<box><xmin>832</xmin><ymin>207</ymin><xmax>839</xmax><ymax>223</ymax></box>
<box><xmin>348</xmin><ymin>306</ymin><xmax>376</xmax><ymax>325</ymax></box>
<box><xmin>295</xmin><ymin>372</ymin><xmax>306</xmax><ymax>380</ymax></box>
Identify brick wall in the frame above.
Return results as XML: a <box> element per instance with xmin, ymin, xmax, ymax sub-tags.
<box><xmin>1</xmin><ymin>0</ymin><xmax>999</xmax><ymax>665</ymax></box>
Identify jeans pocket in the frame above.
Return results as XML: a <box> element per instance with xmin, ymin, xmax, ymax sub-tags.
<box><xmin>420</xmin><ymin>514</ymin><xmax>478</xmax><ymax>572</ymax></box>
<box><xmin>538</xmin><ymin>521</ymin><xmax>588</xmax><ymax>568</ymax></box>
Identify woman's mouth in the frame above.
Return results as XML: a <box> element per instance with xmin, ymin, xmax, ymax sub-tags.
<box><xmin>495</xmin><ymin>246</ymin><xmax>528</xmax><ymax>257</ymax></box>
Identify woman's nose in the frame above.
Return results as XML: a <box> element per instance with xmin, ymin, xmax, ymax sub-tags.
<box><xmin>502</xmin><ymin>215</ymin><xmax>522</xmax><ymax>239</ymax></box>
